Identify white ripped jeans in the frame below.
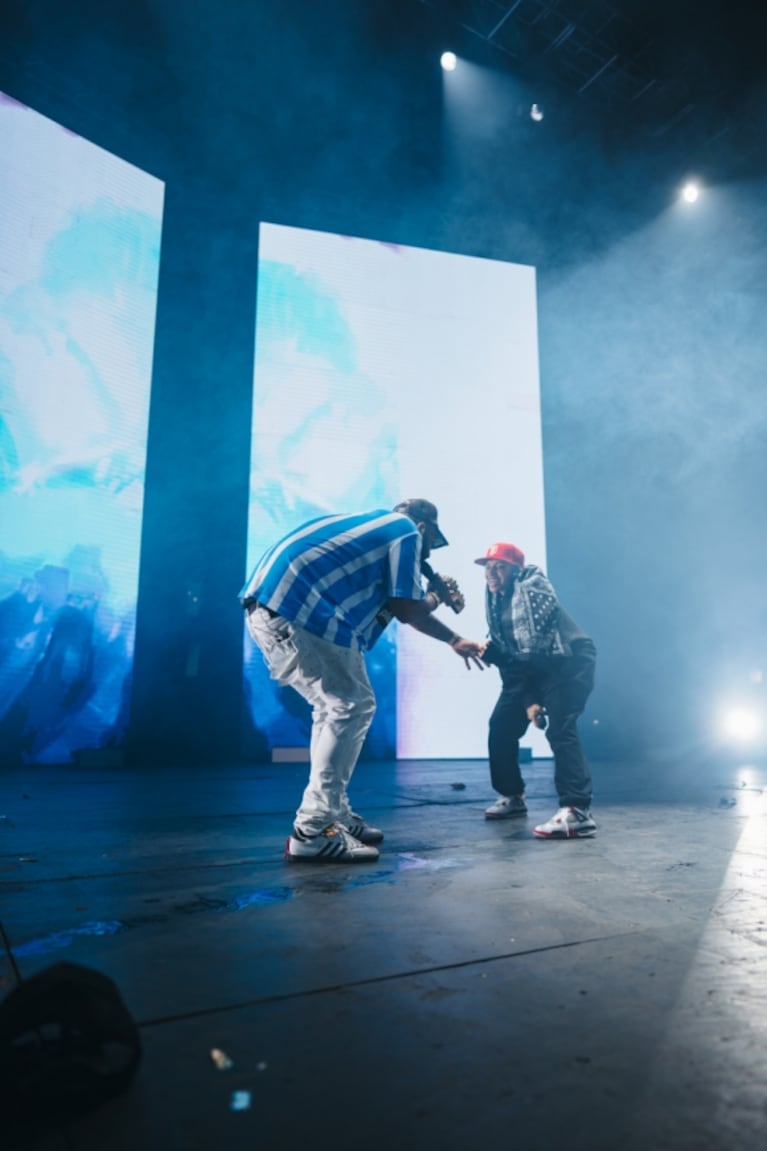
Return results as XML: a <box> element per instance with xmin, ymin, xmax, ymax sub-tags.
<box><xmin>246</xmin><ymin>606</ymin><xmax>376</xmax><ymax>835</ymax></box>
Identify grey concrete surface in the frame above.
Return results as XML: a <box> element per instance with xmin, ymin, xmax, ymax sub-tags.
<box><xmin>1</xmin><ymin>756</ymin><xmax>765</xmax><ymax>1150</ymax></box>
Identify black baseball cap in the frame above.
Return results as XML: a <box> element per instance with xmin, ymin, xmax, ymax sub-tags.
<box><xmin>393</xmin><ymin>498</ymin><xmax>448</xmax><ymax>548</ymax></box>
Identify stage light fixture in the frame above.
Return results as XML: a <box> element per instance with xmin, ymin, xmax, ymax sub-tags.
<box><xmin>720</xmin><ymin>707</ymin><xmax>761</xmax><ymax>742</ymax></box>
<box><xmin>681</xmin><ymin>181</ymin><xmax>700</xmax><ymax>203</ymax></box>
<box><xmin>530</xmin><ymin>103</ymin><xmax>544</xmax><ymax>121</ymax></box>
<box><xmin>440</xmin><ymin>52</ymin><xmax>457</xmax><ymax>72</ymax></box>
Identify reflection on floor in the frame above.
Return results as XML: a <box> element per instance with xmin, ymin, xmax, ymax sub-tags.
<box><xmin>1</xmin><ymin>755</ymin><xmax>765</xmax><ymax>1150</ymax></box>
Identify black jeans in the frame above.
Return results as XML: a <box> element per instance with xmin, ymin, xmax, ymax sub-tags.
<box><xmin>488</xmin><ymin>641</ymin><xmax>596</xmax><ymax>809</ymax></box>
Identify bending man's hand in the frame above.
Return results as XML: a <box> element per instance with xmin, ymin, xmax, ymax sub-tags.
<box><xmin>387</xmin><ymin>597</ymin><xmax>485</xmax><ymax>668</ymax></box>
<box><xmin>450</xmin><ymin>637</ymin><xmax>485</xmax><ymax>670</ymax></box>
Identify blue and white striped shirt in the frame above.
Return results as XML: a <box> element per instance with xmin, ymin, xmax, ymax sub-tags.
<box><xmin>240</xmin><ymin>510</ymin><xmax>425</xmax><ymax>650</ymax></box>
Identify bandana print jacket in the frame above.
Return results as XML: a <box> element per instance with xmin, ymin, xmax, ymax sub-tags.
<box><xmin>485</xmin><ymin>565</ymin><xmax>571</xmax><ymax>660</ymax></box>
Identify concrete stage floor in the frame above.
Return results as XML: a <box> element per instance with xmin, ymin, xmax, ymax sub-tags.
<box><xmin>1</xmin><ymin>754</ymin><xmax>765</xmax><ymax>1150</ymax></box>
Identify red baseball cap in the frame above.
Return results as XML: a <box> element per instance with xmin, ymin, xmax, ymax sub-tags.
<box><xmin>475</xmin><ymin>542</ymin><xmax>525</xmax><ymax>568</ymax></box>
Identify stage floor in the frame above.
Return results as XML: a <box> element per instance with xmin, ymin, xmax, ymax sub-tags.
<box><xmin>1</xmin><ymin>754</ymin><xmax>766</xmax><ymax>1150</ymax></box>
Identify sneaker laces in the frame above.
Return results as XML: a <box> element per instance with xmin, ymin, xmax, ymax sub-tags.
<box><xmin>564</xmin><ymin>806</ymin><xmax>591</xmax><ymax>835</ymax></box>
<box><xmin>293</xmin><ymin>824</ymin><xmax>338</xmax><ymax>842</ymax></box>
<box><xmin>331</xmin><ymin>822</ymin><xmax>362</xmax><ymax>847</ymax></box>
<box><xmin>552</xmin><ymin>806</ymin><xmax>572</xmax><ymax>833</ymax></box>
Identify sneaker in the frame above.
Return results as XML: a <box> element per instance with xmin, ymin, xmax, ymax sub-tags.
<box><xmin>285</xmin><ymin>823</ymin><xmax>380</xmax><ymax>862</ymax></box>
<box><xmin>343</xmin><ymin>813</ymin><xmax>384</xmax><ymax>844</ymax></box>
<box><xmin>484</xmin><ymin>795</ymin><xmax>528</xmax><ymax>820</ymax></box>
<box><xmin>533</xmin><ymin>806</ymin><xmax>596</xmax><ymax>839</ymax></box>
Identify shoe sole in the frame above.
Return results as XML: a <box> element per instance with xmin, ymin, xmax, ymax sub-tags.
<box><xmin>285</xmin><ymin>853</ymin><xmax>380</xmax><ymax>862</ymax></box>
<box><xmin>532</xmin><ymin>828</ymin><xmax>596</xmax><ymax>839</ymax></box>
<box><xmin>485</xmin><ymin>810</ymin><xmax>528</xmax><ymax>820</ymax></box>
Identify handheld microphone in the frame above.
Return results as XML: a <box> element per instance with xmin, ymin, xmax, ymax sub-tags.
<box><xmin>421</xmin><ymin>561</ymin><xmax>465</xmax><ymax>614</ymax></box>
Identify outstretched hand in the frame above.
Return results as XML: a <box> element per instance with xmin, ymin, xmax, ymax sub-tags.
<box><xmin>451</xmin><ymin>638</ymin><xmax>486</xmax><ymax>669</ymax></box>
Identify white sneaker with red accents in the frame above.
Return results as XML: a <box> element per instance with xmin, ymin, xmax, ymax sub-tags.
<box><xmin>533</xmin><ymin>806</ymin><xmax>596</xmax><ymax>839</ymax></box>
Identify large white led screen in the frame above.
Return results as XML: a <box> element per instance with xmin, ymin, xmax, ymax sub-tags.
<box><xmin>244</xmin><ymin>222</ymin><xmax>548</xmax><ymax>759</ymax></box>
<box><xmin>0</xmin><ymin>93</ymin><xmax>164</xmax><ymax>763</ymax></box>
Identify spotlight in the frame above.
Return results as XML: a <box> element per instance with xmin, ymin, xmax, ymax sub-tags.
<box><xmin>440</xmin><ymin>51</ymin><xmax>457</xmax><ymax>72</ymax></box>
<box><xmin>530</xmin><ymin>103</ymin><xmax>544</xmax><ymax>122</ymax></box>
<box><xmin>720</xmin><ymin>707</ymin><xmax>761</xmax><ymax>742</ymax></box>
<box><xmin>681</xmin><ymin>181</ymin><xmax>700</xmax><ymax>203</ymax></box>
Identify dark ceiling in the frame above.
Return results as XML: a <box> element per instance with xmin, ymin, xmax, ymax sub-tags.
<box><xmin>419</xmin><ymin>0</ymin><xmax>767</xmax><ymax>175</ymax></box>
<box><xmin>2</xmin><ymin>0</ymin><xmax>765</xmax><ymax>190</ymax></box>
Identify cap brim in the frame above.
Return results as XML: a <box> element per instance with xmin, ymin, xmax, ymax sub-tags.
<box><xmin>474</xmin><ymin>557</ymin><xmax>489</xmax><ymax>565</ymax></box>
<box><xmin>431</xmin><ymin>526</ymin><xmax>448</xmax><ymax>549</ymax></box>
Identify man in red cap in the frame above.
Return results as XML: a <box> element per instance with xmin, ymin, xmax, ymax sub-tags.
<box><xmin>476</xmin><ymin>542</ymin><xmax>598</xmax><ymax>838</ymax></box>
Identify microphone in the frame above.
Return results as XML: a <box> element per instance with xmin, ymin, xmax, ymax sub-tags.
<box><xmin>421</xmin><ymin>561</ymin><xmax>465</xmax><ymax>614</ymax></box>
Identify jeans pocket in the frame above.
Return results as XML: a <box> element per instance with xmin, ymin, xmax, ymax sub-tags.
<box><xmin>258</xmin><ymin>623</ymin><xmax>299</xmax><ymax>683</ymax></box>
<box><xmin>267</xmin><ymin>637</ymin><xmax>298</xmax><ymax>682</ymax></box>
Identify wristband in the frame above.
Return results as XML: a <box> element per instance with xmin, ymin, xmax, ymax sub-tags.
<box><xmin>448</xmin><ymin>634</ymin><xmax>461</xmax><ymax>648</ymax></box>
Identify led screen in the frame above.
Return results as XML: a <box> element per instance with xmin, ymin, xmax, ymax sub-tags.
<box><xmin>0</xmin><ymin>93</ymin><xmax>163</xmax><ymax>763</ymax></box>
<box><xmin>244</xmin><ymin>222</ymin><xmax>547</xmax><ymax>759</ymax></box>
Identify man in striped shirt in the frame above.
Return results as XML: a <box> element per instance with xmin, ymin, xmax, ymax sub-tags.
<box><xmin>241</xmin><ymin>499</ymin><xmax>484</xmax><ymax>863</ymax></box>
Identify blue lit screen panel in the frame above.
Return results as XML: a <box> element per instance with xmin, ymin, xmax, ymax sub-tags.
<box><xmin>244</xmin><ymin>223</ymin><xmax>547</xmax><ymax>759</ymax></box>
<box><xmin>0</xmin><ymin>93</ymin><xmax>164</xmax><ymax>763</ymax></box>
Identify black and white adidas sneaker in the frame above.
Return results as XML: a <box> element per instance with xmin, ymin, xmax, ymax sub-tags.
<box><xmin>286</xmin><ymin>823</ymin><xmax>380</xmax><ymax>863</ymax></box>
<box><xmin>342</xmin><ymin>813</ymin><xmax>385</xmax><ymax>844</ymax></box>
